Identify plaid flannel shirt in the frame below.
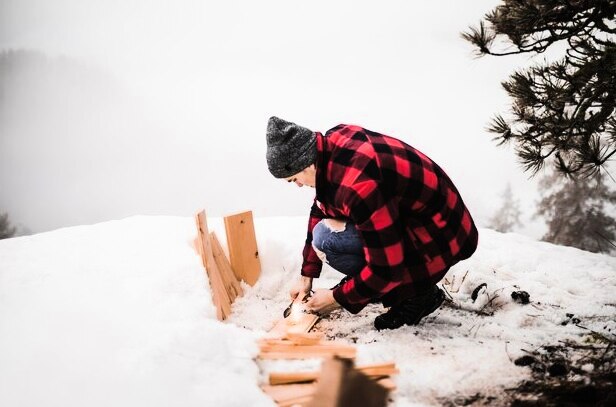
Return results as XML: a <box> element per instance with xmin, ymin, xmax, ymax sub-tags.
<box><xmin>300</xmin><ymin>124</ymin><xmax>478</xmax><ymax>314</ymax></box>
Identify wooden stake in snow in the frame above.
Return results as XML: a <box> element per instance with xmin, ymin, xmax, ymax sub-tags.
<box><xmin>195</xmin><ymin>210</ymin><xmax>243</xmax><ymax>321</ymax></box>
<box><xmin>224</xmin><ymin>211</ymin><xmax>261</xmax><ymax>286</ymax></box>
<box><xmin>210</xmin><ymin>231</ymin><xmax>243</xmax><ymax>301</ymax></box>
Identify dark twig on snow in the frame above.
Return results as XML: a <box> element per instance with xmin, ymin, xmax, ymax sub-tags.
<box><xmin>443</xmin><ymin>270</ymin><xmax>469</xmax><ymax>293</ymax></box>
<box><xmin>479</xmin><ymin>288</ymin><xmax>505</xmax><ymax>315</ymax></box>
<box><xmin>557</xmin><ymin>340</ymin><xmax>607</xmax><ymax>351</ymax></box>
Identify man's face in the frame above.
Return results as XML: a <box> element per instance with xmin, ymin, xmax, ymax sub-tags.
<box><xmin>285</xmin><ymin>164</ymin><xmax>316</xmax><ymax>188</ymax></box>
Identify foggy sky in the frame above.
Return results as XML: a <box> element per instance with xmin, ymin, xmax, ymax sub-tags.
<box><xmin>0</xmin><ymin>0</ymin><xmax>546</xmax><ymax>236</ymax></box>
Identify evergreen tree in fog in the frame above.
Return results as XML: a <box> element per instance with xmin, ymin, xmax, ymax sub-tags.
<box><xmin>537</xmin><ymin>172</ymin><xmax>616</xmax><ymax>253</ymax></box>
<box><xmin>0</xmin><ymin>212</ymin><xmax>16</xmax><ymax>239</ymax></box>
<box><xmin>488</xmin><ymin>183</ymin><xmax>522</xmax><ymax>233</ymax></box>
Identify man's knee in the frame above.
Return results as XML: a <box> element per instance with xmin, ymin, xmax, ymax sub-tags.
<box><xmin>313</xmin><ymin>219</ymin><xmax>346</xmax><ymax>249</ymax></box>
<box><xmin>312</xmin><ymin>220</ymin><xmax>329</xmax><ymax>253</ymax></box>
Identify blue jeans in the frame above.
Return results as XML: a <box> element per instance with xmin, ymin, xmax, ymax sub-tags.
<box><xmin>311</xmin><ymin>219</ymin><xmax>366</xmax><ymax>276</ymax></box>
<box><xmin>312</xmin><ymin>219</ymin><xmax>448</xmax><ymax>308</ymax></box>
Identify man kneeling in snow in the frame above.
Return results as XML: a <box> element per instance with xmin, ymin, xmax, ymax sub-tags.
<box><xmin>265</xmin><ymin>117</ymin><xmax>479</xmax><ymax>330</ymax></box>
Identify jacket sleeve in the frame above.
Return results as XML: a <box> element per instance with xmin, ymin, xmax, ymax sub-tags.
<box><xmin>300</xmin><ymin>198</ymin><xmax>327</xmax><ymax>278</ymax></box>
<box><xmin>332</xmin><ymin>179</ymin><xmax>405</xmax><ymax>313</ymax></box>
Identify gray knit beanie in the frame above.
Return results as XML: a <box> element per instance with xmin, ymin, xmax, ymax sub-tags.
<box><xmin>266</xmin><ymin>116</ymin><xmax>317</xmax><ymax>178</ymax></box>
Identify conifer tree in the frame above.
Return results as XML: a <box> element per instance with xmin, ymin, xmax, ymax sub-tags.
<box><xmin>463</xmin><ymin>0</ymin><xmax>616</xmax><ymax>177</ymax></box>
<box><xmin>0</xmin><ymin>212</ymin><xmax>16</xmax><ymax>239</ymax></box>
<box><xmin>536</xmin><ymin>172</ymin><xmax>616</xmax><ymax>253</ymax></box>
<box><xmin>488</xmin><ymin>183</ymin><xmax>523</xmax><ymax>232</ymax></box>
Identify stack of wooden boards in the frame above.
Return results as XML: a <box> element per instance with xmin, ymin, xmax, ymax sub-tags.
<box><xmin>194</xmin><ymin>209</ymin><xmax>398</xmax><ymax>405</ymax></box>
<box><xmin>194</xmin><ymin>209</ymin><xmax>261</xmax><ymax>320</ymax></box>
<box><xmin>259</xmin><ymin>317</ymin><xmax>398</xmax><ymax>407</ymax></box>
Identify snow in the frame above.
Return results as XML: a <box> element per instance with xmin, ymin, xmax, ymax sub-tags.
<box><xmin>1</xmin><ymin>215</ymin><xmax>615</xmax><ymax>406</ymax></box>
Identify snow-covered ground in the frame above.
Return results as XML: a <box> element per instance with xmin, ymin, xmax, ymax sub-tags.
<box><xmin>1</xmin><ymin>215</ymin><xmax>614</xmax><ymax>406</ymax></box>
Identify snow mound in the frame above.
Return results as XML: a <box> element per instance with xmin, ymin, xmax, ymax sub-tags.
<box><xmin>0</xmin><ymin>216</ymin><xmax>271</xmax><ymax>407</ymax></box>
<box><xmin>1</xmin><ymin>216</ymin><xmax>615</xmax><ymax>406</ymax></box>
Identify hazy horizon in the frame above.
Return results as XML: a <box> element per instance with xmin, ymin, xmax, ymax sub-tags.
<box><xmin>1</xmin><ymin>0</ymin><xmax>550</xmax><ymax>237</ymax></box>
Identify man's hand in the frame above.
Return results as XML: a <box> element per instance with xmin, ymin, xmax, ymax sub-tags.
<box><xmin>305</xmin><ymin>289</ymin><xmax>341</xmax><ymax>316</ymax></box>
<box><xmin>290</xmin><ymin>276</ymin><xmax>313</xmax><ymax>301</ymax></box>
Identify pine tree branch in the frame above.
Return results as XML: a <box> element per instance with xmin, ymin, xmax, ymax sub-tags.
<box><xmin>601</xmin><ymin>166</ymin><xmax>616</xmax><ymax>184</ymax></box>
<box><xmin>595</xmin><ymin>230</ymin><xmax>616</xmax><ymax>250</ymax></box>
<box><xmin>594</xmin><ymin>18</ymin><xmax>616</xmax><ymax>35</ymax></box>
<box><xmin>602</xmin><ymin>148</ymin><xmax>616</xmax><ymax>163</ymax></box>
<box><xmin>464</xmin><ymin>1</ymin><xmax>616</xmax><ymax>179</ymax></box>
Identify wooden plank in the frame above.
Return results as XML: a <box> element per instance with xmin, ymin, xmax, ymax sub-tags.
<box><xmin>306</xmin><ymin>357</ymin><xmax>389</xmax><ymax>407</ymax></box>
<box><xmin>357</xmin><ymin>362</ymin><xmax>397</xmax><ymax>371</ymax></box>
<box><xmin>285</xmin><ymin>332</ymin><xmax>324</xmax><ymax>345</ymax></box>
<box><xmin>195</xmin><ymin>211</ymin><xmax>230</xmax><ymax>320</ymax></box>
<box><xmin>304</xmin><ymin>357</ymin><xmax>348</xmax><ymax>407</ymax></box>
<box><xmin>259</xmin><ymin>352</ymin><xmax>355</xmax><ymax>360</ymax></box>
<box><xmin>269</xmin><ymin>371</ymin><xmax>321</xmax><ymax>386</ymax></box>
<box><xmin>360</xmin><ymin>365</ymin><xmax>399</xmax><ymax>378</ymax></box>
<box><xmin>210</xmin><ymin>231</ymin><xmax>243</xmax><ymax>300</ymax></box>
<box><xmin>262</xmin><ymin>383</ymin><xmax>315</xmax><ymax>406</ymax></box>
<box><xmin>375</xmin><ymin>377</ymin><xmax>397</xmax><ymax>391</ymax></box>
<box><xmin>263</xmin><ymin>379</ymin><xmax>393</xmax><ymax>406</ymax></box>
<box><xmin>224</xmin><ymin>210</ymin><xmax>261</xmax><ymax>286</ymax></box>
<box><xmin>195</xmin><ymin>212</ymin><xmax>224</xmax><ymax>320</ymax></box>
<box><xmin>268</xmin><ymin>362</ymin><xmax>398</xmax><ymax>385</ymax></box>
<box><xmin>259</xmin><ymin>342</ymin><xmax>356</xmax><ymax>353</ymax></box>
<box><xmin>258</xmin><ymin>342</ymin><xmax>357</xmax><ymax>360</ymax></box>
<box><xmin>195</xmin><ymin>210</ymin><xmax>232</xmax><ymax>320</ymax></box>
<box><xmin>262</xmin><ymin>362</ymin><xmax>395</xmax><ymax>405</ymax></box>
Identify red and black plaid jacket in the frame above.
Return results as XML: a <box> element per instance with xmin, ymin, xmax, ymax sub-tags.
<box><xmin>301</xmin><ymin>124</ymin><xmax>478</xmax><ymax>314</ymax></box>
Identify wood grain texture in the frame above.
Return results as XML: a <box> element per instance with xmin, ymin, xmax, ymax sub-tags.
<box><xmin>268</xmin><ymin>362</ymin><xmax>398</xmax><ymax>385</ymax></box>
<box><xmin>258</xmin><ymin>342</ymin><xmax>357</xmax><ymax>360</ymax></box>
<box><xmin>285</xmin><ymin>332</ymin><xmax>324</xmax><ymax>345</ymax></box>
<box><xmin>261</xmin><ymin>383</ymin><xmax>315</xmax><ymax>406</ymax></box>
<box><xmin>210</xmin><ymin>231</ymin><xmax>243</xmax><ymax>301</ymax></box>
<box><xmin>306</xmin><ymin>358</ymin><xmax>389</xmax><ymax>407</ymax></box>
<box><xmin>195</xmin><ymin>210</ymin><xmax>232</xmax><ymax>320</ymax></box>
<box><xmin>224</xmin><ymin>211</ymin><xmax>261</xmax><ymax>286</ymax></box>
<box><xmin>262</xmin><ymin>359</ymin><xmax>396</xmax><ymax>405</ymax></box>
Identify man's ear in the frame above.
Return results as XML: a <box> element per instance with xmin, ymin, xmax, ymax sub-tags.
<box><xmin>301</xmin><ymin>165</ymin><xmax>313</xmax><ymax>174</ymax></box>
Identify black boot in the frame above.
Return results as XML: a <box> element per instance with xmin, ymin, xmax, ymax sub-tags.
<box><xmin>374</xmin><ymin>285</ymin><xmax>445</xmax><ymax>330</ymax></box>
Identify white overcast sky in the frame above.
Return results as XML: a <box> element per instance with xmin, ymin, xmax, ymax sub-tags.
<box><xmin>0</xmin><ymin>0</ymin><xmax>548</xmax><ymax>236</ymax></box>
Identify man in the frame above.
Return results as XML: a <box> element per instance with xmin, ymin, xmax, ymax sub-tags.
<box><xmin>265</xmin><ymin>116</ymin><xmax>478</xmax><ymax>330</ymax></box>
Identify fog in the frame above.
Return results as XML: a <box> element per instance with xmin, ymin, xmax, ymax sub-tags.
<box><xmin>0</xmin><ymin>0</ymin><xmax>545</xmax><ymax>236</ymax></box>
